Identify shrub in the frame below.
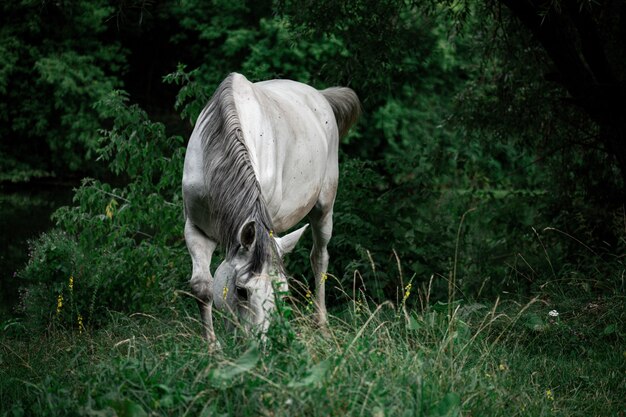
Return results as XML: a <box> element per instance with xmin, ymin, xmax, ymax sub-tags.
<box><xmin>18</xmin><ymin>90</ymin><xmax>189</xmax><ymax>330</ymax></box>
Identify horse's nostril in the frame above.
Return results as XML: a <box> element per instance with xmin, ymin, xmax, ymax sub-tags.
<box><xmin>236</xmin><ymin>286</ymin><xmax>248</xmax><ymax>301</ymax></box>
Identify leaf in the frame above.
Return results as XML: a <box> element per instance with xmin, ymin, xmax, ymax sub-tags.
<box><xmin>432</xmin><ymin>392</ymin><xmax>461</xmax><ymax>417</ymax></box>
<box><xmin>524</xmin><ymin>313</ymin><xmax>547</xmax><ymax>332</ymax></box>
<box><xmin>432</xmin><ymin>300</ymin><xmax>462</xmax><ymax>313</ymax></box>
<box><xmin>602</xmin><ymin>323</ymin><xmax>616</xmax><ymax>336</ymax></box>
<box><xmin>107</xmin><ymin>399</ymin><xmax>147</xmax><ymax>417</ymax></box>
<box><xmin>407</xmin><ymin>315</ymin><xmax>423</xmax><ymax>331</ymax></box>
<box><xmin>154</xmin><ymin>384</ymin><xmax>174</xmax><ymax>408</ymax></box>
<box><xmin>453</xmin><ymin>319</ymin><xmax>471</xmax><ymax>342</ymax></box>
<box><xmin>458</xmin><ymin>303</ymin><xmax>487</xmax><ymax>317</ymax></box>
<box><xmin>210</xmin><ymin>343</ymin><xmax>260</xmax><ymax>387</ymax></box>
<box><xmin>288</xmin><ymin>359</ymin><xmax>331</xmax><ymax>388</ymax></box>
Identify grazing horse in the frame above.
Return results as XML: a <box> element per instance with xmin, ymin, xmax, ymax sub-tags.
<box><xmin>182</xmin><ymin>73</ymin><xmax>360</xmax><ymax>346</ymax></box>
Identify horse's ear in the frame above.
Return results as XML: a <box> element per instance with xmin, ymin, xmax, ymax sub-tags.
<box><xmin>275</xmin><ymin>224</ymin><xmax>309</xmax><ymax>257</ymax></box>
<box><xmin>239</xmin><ymin>221</ymin><xmax>256</xmax><ymax>250</ymax></box>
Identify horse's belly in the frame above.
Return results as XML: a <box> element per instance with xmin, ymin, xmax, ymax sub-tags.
<box><xmin>266</xmin><ymin>146</ymin><xmax>329</xmax><ymax>232</ymax></box>
<box><xmin>270</xmin><ymin>181</ymin><xmax>321</xmax><ymax>232</ymax></box>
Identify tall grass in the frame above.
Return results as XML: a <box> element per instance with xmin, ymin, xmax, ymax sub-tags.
<box><xmin>1</xmin><ymin>268</ymin><xmax>624</xmax><ymax>417</ymax></box>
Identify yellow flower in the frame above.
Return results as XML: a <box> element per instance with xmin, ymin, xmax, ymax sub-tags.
<box><xmin>77</xmin><ymin>313</ymin><xmax>84</xmax><ymax>334</ymax></box>
<box><xmin>269</xmin><ymin>230</ymin><xmax>274</xmax><ymax>238</ymax></box>
<box><xmin>403</xmin><ymin>283</ymin><xmax>412</xmax><ymax>303</ymax></box>
<box><xmin>68</xmin><ymin>275</ymin><xmax>74</xmax><ymax>291</ymax></box>
<box><xmin>498</xmin><ymin>363</ymin><xmax>507</xmax><ymax>371</ymax></box>
<box><xmin>223</xmin><ymin>286</ymin><xmax>229</xmax><ymax>299</ymax></box>
<box><xmin>56</xmin><ymin>293</ymin><xmax>64</xmax><ymax>315</ymax></box>
<box><xmin>546</xmin><ymin>389</ymin><xmax>554</xmax><ymax>401</ymax></box>
<box><xmin>305</xmin><ymin>289</ymin><xmax>313</xmax><ymax>310</ymax></box>
<box><xmin>321</xmin><ymin>272</ymin><xmax>328</xmax><ymax>282</ymax></box>
<box><xmin>105</xmin><ymin>199</ymin><xmax>118</xmax><ymax>220</ymax></box>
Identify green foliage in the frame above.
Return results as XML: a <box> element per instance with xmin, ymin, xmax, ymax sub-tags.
<box><xmin>273</xmin><ymin>0</ymin><xmax>626</xmax><ymax>304</ymax></box>
<box><xmin>3</xmin><ymin>4</ymin><xmax>625</xmax><ymax>416</ymax></box>
<box><xmin>0</xmin><ymin>0</ymin><xmax>124</xmax><ymax>178</ymax></box>
<box><xmin>451</xmin><ymin>4</ymin><xmax>626</xmax><ymax>249</ymax></box>
<box><xmin>162</xmin><ymin>1</ymin><xmax>353</xmax><ymax>124</ymax></box>
<box><xmin>18</xmin><ymin>230</ymin><xmax>81</xmax><ymax>329</ymax></box>
<box><xmin>18</xmin><ymin>90</ymin><xmax>187</xmax><ymax>329</ymax></box>
<box><xmin>1</xmin><ymin>284</ymin><xmax>624</xmax><ymax>416</ymax></box>
<box><xmin>13</xmin><ymin>0</ymin><xmax>625</xmax><ymax>327</ymax></box>
<box><xmin>163</xmin><ymin>64</ymin><xmax>210</xmax><ymax>124</ymax></box>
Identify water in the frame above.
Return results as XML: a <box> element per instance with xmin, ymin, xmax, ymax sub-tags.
<box><xmin>0</xmin><ymin>184</ymin><xmax>74</xmax><ymax>320</ymax></box>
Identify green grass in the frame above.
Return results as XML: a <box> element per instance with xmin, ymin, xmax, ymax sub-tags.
<box><xmin>1</xmin><ymin>289</ymin><xmax>624</xmax><ymax>417</ymax></box>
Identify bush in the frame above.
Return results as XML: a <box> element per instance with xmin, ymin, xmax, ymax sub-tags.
<box><xmin>18</xmin><ymin>90</ymin><xmax>189</xmax><ymax>330</ymax></box>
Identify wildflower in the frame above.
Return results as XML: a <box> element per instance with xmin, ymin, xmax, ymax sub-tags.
<box><xmin>305</xmin><ymin>289</ymin><xmax>313</xmax><ymax>310</ymax></box>
<box><xmin>269</xmin><ymin>230</ymin><xmax>274</xmax><ymax>238</ymax></box>
<box><xmin>105</xmin><ymin>199</ymin><xmax>118</xmax><ymax>220</ymax></box>
<box><xmin>546</xmin><ymin>389</ymin><xmax>554</xmax><ymax>401</ymax></box>
<box><xmin>402</xmin><ymin>283</ymin><xmax>412</xmax><ymax>303</ymax></box>
<box><xmin>548</xmin><ymin>310</ymin><xmax>559</xmax><ymax>317</ymax></box>
<box><xmin>56</xmin><ymin>293</ymin><xmax>64</xmax><ymax>315</ymax></box>
<box><xmin>498</xmin><ymin>363</ymin><xmax>507</xmax><ymax>371</ymax></box>
<box><xmin>223</xmin><ymin>286</ymin><xmax>229</xmax><ymax>299</ymax></box>
<box><xmin>321</xmin><ymin>272</ymin><xmax>328</xmax><ymax>282</ymax></box>
<box><xmin>77</xmin><ymin>313</ymin><xmax>84</xmax><ymax>334</ymax></box>
<box><xmin>68</xmin><ymin>275</ymin><xmax>74</xmax><ymax>291</ymax></box>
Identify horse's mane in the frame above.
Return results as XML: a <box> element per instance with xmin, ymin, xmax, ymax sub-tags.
<box><xmin>199</xmin><ymin>73</ymin><xmax>277</xmax><ymax>276</ymax></box>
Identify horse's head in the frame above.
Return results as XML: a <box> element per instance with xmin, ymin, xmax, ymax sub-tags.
<box><xmin>212</xmin><ymin>221</ymin><xmax>308</xmax><ymax>336</ymax></box>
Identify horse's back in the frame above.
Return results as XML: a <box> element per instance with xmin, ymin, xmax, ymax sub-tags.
<box><xmin>183</xmin><ymin>73</ymin><xmax>342</xmax><ymax>237</ymax></box>
<box><xmin>232</xmin><ymin>74</ymin><xmax>339</xmax><ymax>231</ymax></box>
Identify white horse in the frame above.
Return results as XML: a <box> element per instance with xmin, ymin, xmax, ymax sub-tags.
<box><xmin>182</xmin><ymin>73</ymin><xmax>360</xmax><ymax>346</ymax></box>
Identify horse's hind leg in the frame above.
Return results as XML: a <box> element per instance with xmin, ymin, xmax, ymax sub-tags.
<box><xmin>184</xmin><ymin>219</ymin><xmax>219</xmax><ymax>349</ymax></box>
<box><xmin>308</xmin><ymin>205</ymin><xmax>334</xmax><ymax>328</ymax></box>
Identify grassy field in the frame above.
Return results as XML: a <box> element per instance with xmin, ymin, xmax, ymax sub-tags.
<box><xmin>1</xmin><ymin>284</ymin><xmax>624</xmax><ymax>417</ymax></box>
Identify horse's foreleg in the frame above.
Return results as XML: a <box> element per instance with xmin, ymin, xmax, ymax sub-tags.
<box><xmin>184</xmin><ymin>220</ymin><xmax>219</xmax><ymax>350</ymax></box>
<box><xmin>309</xmin><ymin>209</ymin><xmax>333</xmax><ymax>328</ymax></box>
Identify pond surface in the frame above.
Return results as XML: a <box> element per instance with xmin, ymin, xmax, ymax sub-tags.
<box><xmin>0</xmin><ymin>184</ymin><xmax>74</xmax><ymax>320</ymax></box>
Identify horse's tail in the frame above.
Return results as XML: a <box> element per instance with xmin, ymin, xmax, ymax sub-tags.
<box><xmin>320</xmin><ymin>87</ymin><xmax>361</xmax><ymax>138</ymax></box>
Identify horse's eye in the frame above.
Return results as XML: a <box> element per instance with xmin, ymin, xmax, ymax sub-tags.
<box><xmin>236</xmin><ymin>286</ymin><xmax>248</xmax><ymax>301</ymax></box>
